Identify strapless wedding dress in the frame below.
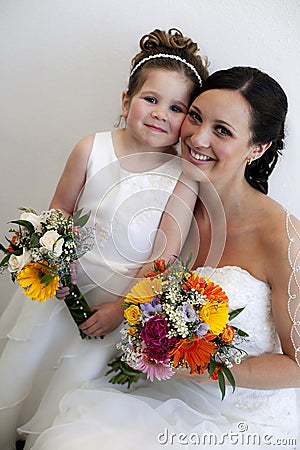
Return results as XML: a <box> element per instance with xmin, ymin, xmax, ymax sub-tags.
<box><xmin>31</xmin><ymin>266</ymin><xmax>300</xmax><ymax>450</ymax></box>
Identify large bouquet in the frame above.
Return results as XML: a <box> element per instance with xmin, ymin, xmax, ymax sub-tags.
<box><xmin>107</xmin><ymin>258</ymin><xmax>248</xmax><ymax>399</ymax></box>
<box><xmin>0</xmin><ymin>207</ymin><xmax>94</xmax><ymax>339</ymax></box>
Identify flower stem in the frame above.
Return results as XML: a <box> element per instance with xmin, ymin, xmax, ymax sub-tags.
<box><xmin>64</xmin><ymin>282</ymin><xmax>93</xmax><ymax>339</ymax></box>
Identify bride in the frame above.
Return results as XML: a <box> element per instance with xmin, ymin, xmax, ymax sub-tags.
<box><xmin>31</xmin><ymin>66</ymin><xmax>300</xmax><ymax>450</ymax></box>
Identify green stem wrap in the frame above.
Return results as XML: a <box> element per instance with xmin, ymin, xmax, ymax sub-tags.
<box><xmin>63</xmin><ymin>280</ymin><xmax>94</xmax><ymax>339</ymax></box>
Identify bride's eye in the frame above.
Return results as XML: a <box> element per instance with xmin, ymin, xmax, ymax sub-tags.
<box><xmin>188</xmin><ymin>110</ymin><xmax>202</xmax><ymax>123</ymax></box>
<box><xmin>216</xmin><ymin>125</ymin><xmax>231</xmax><ymax>137</ymax></box>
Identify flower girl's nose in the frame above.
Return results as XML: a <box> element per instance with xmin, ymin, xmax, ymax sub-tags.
<box><xmin>151</xmin><ymin>108</ymin><xmax>167</xmax><ymax>121</ymax></box>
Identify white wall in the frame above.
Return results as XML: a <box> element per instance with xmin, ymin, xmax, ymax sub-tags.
<box><xmin>1</xmin><ymin>0</ymin><xmax>300</xmax><ymax>308</ymax></box>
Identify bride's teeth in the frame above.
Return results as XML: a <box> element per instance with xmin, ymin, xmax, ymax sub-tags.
<box><xmin>190</xmin><ymin>149</ymin><xmax>211</xmax><ymax>161</ymax></box>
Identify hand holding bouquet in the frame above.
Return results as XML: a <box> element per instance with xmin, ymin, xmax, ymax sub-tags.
<box><xmin>107</xmin><ymin>258</ymin><xmax>248</xmax><ymax>399</ymax></box>
<box><xmin>0</xmin><ymin>207</ymin><xmax>94</xmax><ymax>339</ymax></box>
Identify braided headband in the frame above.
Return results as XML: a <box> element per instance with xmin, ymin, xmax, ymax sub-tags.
<box><xmin>130</xmin><ymin>53</ymin><xmax>202</xmax><ymax>86</ymax></box>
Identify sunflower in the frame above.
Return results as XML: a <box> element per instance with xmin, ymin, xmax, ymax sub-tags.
<box><xmin>17</xmin><ymin>261</ymin><xmax>59</xmax><ymax>302</ymax></box>
<box><xmin>169</xmin><ymin>335</ymin><xmax>216</xmax><ymax>374</ymax></box>
<box><xmin>199</xmin><ymin>299</ymin><xmax>229</xmax><ymax>335</ymax></box>
<box><xmin>124</xmin><ymin>277</ymin><xmax>162</xmax><ymax>305</ymax></box>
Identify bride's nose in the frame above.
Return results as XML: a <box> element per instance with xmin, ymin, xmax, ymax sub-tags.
<box><xmin>190</xmin><ymin>127</ymin><xmax>210</xmax><ymax>148</ymax></box>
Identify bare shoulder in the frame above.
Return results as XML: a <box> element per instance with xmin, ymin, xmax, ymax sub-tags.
<box><xmin>69</xmin><ymin>134</ymin><xmax>95</xmax><ymax>163</ymax></box>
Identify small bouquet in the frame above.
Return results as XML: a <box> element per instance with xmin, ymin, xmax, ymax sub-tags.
<box><xmin>0</xmin><ymin>207</ymin><xmax>94</xmax><ymax>339</ymax></box>
<box><xmin>107</xmin><ymin>258</ymin><xmax>248</xmax><ymax>399</ymax></box>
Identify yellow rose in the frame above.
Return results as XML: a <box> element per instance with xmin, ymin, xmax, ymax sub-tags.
<box><xmin>124</xmin><ymin>305</ymin><xmax>141</xmax><ymax>325</ymax></box>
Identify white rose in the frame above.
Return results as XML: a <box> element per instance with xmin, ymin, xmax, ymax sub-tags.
<box><xmin>20</xmin><ymin>212</ymin><xmax>41</xmax><ymax>229</ymax></box>
<box><xmin>8</xmin><ymin>249</ymin><xmax>32</xmax><ymax>273</ymax></box>
<box><xmin>39</xmin><ymin>230</ymin><xmax>64</xmax><ymax>257</ymax></box>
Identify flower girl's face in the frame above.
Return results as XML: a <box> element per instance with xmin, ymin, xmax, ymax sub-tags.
<box><xmin>122</xmin><ymin>69</ymin><xmax>192</xmax><ymax>151</ymax></box>
<box><xmin>180</xmin><ymin>89</ymin><xmax>255</xmax><ymax>184</ymax></box>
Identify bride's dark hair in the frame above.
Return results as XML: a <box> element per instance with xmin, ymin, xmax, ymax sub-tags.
<box><xmin>199</xmin><ymin>66</ymin><xmax>288</xmax><ymax>194</ymax></box>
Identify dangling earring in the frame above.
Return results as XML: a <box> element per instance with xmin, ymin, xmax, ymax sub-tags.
<box><xmin>247</xmin><ymin>158</ymin><xmax>253</xmax><ymax>165</ymax></box>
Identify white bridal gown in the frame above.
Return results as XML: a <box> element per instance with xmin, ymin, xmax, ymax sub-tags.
<box><xmin>31</xmin><ymin>266</ymin><xmax>300</xmax><ymax>450</ymax></box>
<box><xmin>0</xmin><ymin>131</ymin><xmax>182</xmax><ymax>450</ymax></box>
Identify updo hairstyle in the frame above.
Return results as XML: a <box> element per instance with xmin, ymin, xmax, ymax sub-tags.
<box><xmin>127</xmin><ymin>28</ymin><xmax>209</xmax><ymax>103</ymax></box>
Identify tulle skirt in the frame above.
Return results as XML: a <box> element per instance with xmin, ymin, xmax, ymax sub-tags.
<box><xmin>31</xmin><ymin>375</ymin><xmax>299</xmax><ymax>450</ymax></box>
<box><xmin>0</xmin><ymin>289</ymin><xmax>120</xmax><ymax>450</ymax></box>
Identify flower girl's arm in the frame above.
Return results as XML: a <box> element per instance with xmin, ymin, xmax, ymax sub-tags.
<box><xmin>49</xmin><ymin>135</ymin><xmax>94</xmax><ymax>216</ymax></box>
<box><xmin>136</xmin><ymin>174</ymin><xmax>199</xmax><ymax>278</ymax></box>
<box><xmin>79</xmin><ymin>175</ymin><xmax>198</xmax><ymax>337</ymax></box>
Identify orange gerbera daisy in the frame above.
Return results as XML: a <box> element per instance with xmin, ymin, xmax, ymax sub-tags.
<box><xmin>203</xmin><ymin>281</ymin><xmax>229</xmax><ymax>303</ymax></box>
<box><xmin>200</xmin><ymin>299</ymin><xmax>229</xmax><ymax>335</ymax></box>
<box><xmin>183</xmin><ymin>273</ymin><xmax>207</xmax><ymax>292</ymax></box>
<box><xmin>17</xmin><ymin>261</ymin><xmax>59</xmax><ymax>302</ymax></box>
<box><xmin>169</xmin><ymin>335</ymin><xmax>216</xmax><ymax>374</ymax></box>
<box><xmin>124</xmin><ymin>277</ymin><xmax>162</xmax><ymax>305</ymax></box>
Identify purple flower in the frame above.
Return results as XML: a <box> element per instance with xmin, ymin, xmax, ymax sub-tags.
<box><xmin>166</xmin><ymin>336</ymin><xmax>180</xmax><ymax>350</ymax></box>
<box><xmin>145</xmin><ymin>341</ymin><xmax>169</xmax><ymax>362</ymax></box>
<box><xmin>140</xmin><ymin>297</ymin><xmax>162</xmax><ymax>320</ymax></box>
<box><xmin>141</xmin><ymin>316</ymin><xmax>168</xmax><ymax>345</ymax></box>
<box><xmin>195</xmin><ymin>322</ymin><xmax>210</xmax><ymax>337</ymax></box>
<box><xmin>182</xmin><ymin>304</ymin><xmax>197</xmax><ymax>322</ymax></box>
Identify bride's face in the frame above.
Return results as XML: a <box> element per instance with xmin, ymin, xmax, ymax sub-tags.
<box><xmin>180</xmin><ymin>89</ymin><xmax>254</xmax><ymax>184</ymax></box>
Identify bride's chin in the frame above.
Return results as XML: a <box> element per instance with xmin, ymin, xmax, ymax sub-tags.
<box><xmin>182</xmin><ymin>159</ymin><xmax>206</xmax><ymax>182</ymax></box>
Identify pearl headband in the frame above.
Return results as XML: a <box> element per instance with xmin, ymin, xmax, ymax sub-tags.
<box><xmin>130</xmin><ymin>53</ymin><xmax>202</xmax><ymax>86</ymax></box>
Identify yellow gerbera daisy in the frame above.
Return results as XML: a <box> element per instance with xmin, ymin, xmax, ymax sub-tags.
<box><xmin>199</xmin><ymin>299</ymin><xmax>229</xmax><ymax>335</ymax></box>
<box><xmin>124</xmin><ymin>277</ymin><xmax>162</xmax><ymax>305</ymax></box>
<box><xmin>17</xmin><ymin>261</ymin><xmax>59</xmax><ymax>302</ymax></box>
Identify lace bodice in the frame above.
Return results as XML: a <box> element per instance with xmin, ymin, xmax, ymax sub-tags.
<box><xmin>194</xmin><ymin>266</ymin><xmax>281</xmax><ymax>357</ymax></box>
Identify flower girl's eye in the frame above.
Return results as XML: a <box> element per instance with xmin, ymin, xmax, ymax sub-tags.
<box><xmin>144</xmin><ymin>96</ymin><xmax>157</xmax><ymax>104</ymax></box>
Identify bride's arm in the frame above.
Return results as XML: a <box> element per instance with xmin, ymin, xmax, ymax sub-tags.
<box><xmin>233</xmin><ymin>214</ymin><xmax>300</xmax><ymax>389</ymax></box>
<box><xmin>178</xmin><ymin>213</ymin><xmax>300</xmax><ymax>389</ymax></box>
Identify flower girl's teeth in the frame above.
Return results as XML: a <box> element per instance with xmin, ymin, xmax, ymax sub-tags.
<box><xmin>190</xmin><ymin>148</ymin><xmax>213</xmax><ymax>161</ymax></box>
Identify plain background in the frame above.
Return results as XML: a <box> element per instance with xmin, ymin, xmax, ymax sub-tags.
<box><xmin>1</xmin><ymin>0</ymin><xmax>300</xmax><ymax>307</ymax></box>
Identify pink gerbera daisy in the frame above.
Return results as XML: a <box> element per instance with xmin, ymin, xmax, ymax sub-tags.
<box><xmin>135</xmin><ymin>355</ymin><xmax>174</xmax><ymax>382</ymax></box>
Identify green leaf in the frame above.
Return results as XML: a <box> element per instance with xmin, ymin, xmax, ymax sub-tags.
<box><xmin>0</xmin><ymin>253</ymin><xmax>10</xmax><ymax>267</ymax></box>
<box><xmin>40</xmin><ymin>273</ymin><xmax>56</xmax><ymax>285</ymax></box>
<box><xmin>38</xmin><ymin>262</ymin><xmax>58</xmax><ymax>274</ymax></box>
<box><xmin>72</xmin><ymin>208</ymin><xmax>83</xmax><ymax>224</ymax></box>
<box><xmin>218</xmin><ymin>370</ymin><xmax>226</xmax><ymax>400</ymax></box>
<box><xmin>222</xmin><ymin>365</ymin><xmax>236</xmax><ymax>391</ymax></box>
<box><xmin>232</xmin><ymin>326</ymin><xmax>249</xmax><ymax>337</ymax></box>
<box><xmin>73</xmin><ymin>209</ymin><xmax>91</xmax><ymax>227</ymax></box>
<box><xmin>10</xmin><ymin>220</ymin><xmax>35</xmax><ymax>234</ymax></box>
<box><xmin>30</xmin><ymin>232</ymin><xmax>40</xmax><ymax>247</ymax></box>
<box><xmin>18</xmin><ymin>207</ymin><xmax>37</xmax><ymax>214</ymax></box>
<box><xmin>229</xmin><ymin>306</ymin><xmax>245</xmax><ymax>321</ymax></box>
<box><xmin>208</xmin><ymin>357</ymin><xmax>217</xmax><ymax>376</ymax></box>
